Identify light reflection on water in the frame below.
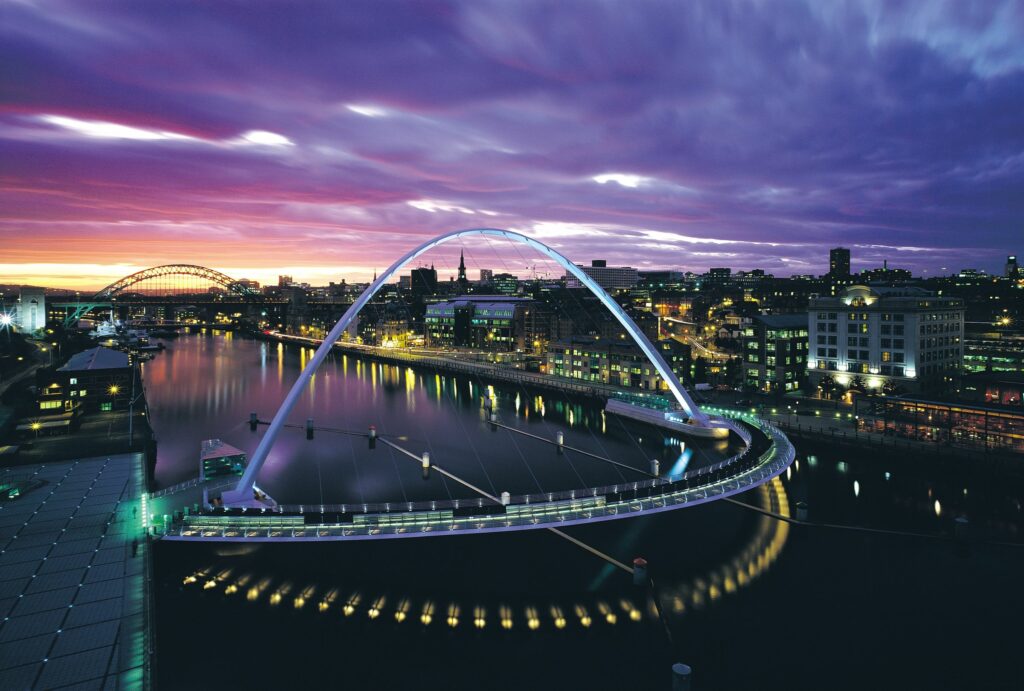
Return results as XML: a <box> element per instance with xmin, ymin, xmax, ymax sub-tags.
<box><xmin>144</xmin><ymin>332</ymin><xmax>739</xmax><ymax>504</ymax></box>
<box><xmin>176</xmin><ymin>476</ymin><xmax>793</xmax><ymax>636</ymax></box>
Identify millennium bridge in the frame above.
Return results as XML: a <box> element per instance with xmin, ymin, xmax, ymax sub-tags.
<box><xmin>147</xmin><ymin>228</ymin><xmax>796</xmax><ymax>543</ymax></box>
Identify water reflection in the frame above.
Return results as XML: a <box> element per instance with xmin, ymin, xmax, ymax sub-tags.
<box><xmin>176</xmin><ymin>476</ymin><xmax>792</xmax><ymax>636</ymax></box>
<box><xmin>145</xmin><ymin>332</ymin><xmax>740</xmax><ymax>503</ymax></box>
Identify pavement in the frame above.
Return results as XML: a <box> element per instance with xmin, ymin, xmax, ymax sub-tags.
<box><xmin>0</xmin><ymin>453</ymin><xmax>150</xmax><ymax>690</ymax></box>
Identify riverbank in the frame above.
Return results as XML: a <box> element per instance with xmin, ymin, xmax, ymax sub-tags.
<box><xmin>258</xmin><ymin>331</ymin><xmax>633</xmax><ymax>401</ymax></box>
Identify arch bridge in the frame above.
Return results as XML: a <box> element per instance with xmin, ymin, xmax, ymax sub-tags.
<box><xmin>95</xmin><ymin>264</ymin><xmax>262</xmax><ymax>300</ymax></box>
<box><xmin>153</xmin><ymin>228</ymin><xmax>794</xmax><ymax>540</ymax></box>
<box><xmin>54</xmin><ymin>265</ymin><xmax>266</xmax><ymax>326</ymax></box>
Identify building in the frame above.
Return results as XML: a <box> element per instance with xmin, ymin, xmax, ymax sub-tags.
<box><xmin>409</xmin><ymin>266</ymin><xmax>438</xmax><ymax>297</ymax></box>
<box><xmin>16</xmin><ymin>288</ymin><xmax>46</xmax><ymax>333</ymax></box>
<box><xmin>702</xmin><ymin>268</ymin><xmax>732</xmax><ymax>287</ymax></box>
<box><xmin>479</xmin><ymin>269</ymin><xmax>493</xmax><ymax>283</ymax></box>
<box><xmin>566</xmin><ymin>260</ymin><xmax>639</xmax><ymax>292</ymax></box>
<box><xmin>638</xmin><ymin>270</ymin><xmax>685</xmax><ymax>288</ymax></box>
<box><xmin>424</xmin><ymin>301</ymin><xmax>468</xmax><ymax>348</ymax></box>
<box><xmin>855</xmin><ymin>396</ymin><xmax>1024</xmax><ymax>455</ymax></box>
<box><xmin>963</xmin><ymin>335</ymin><xmax>1024</xmax><ymax>373</ymax></box>
<box><xmin>278</xmin><ymin>275</ymin><xmax>293</xmax><ymax>287</ymax></box>
<box><xmin>424</xmin><ymin>297</ymin><xmax>532</xmax><ymax>351</ymax></box>
<box><xmin>960</xmin><ymin>371</ymin><xmax>1024</xmax><ymax>409</ymax></box>
<box><xmin>807</xmin><ymin>285</ymin><xmax>964</xmax><ymax>395</ymax></box>
<box><xmin>860</xmin><ymin>261</ymin><xmax>912</xmax><ymax>284</ymax></box>
<box><xmin>457</xmin><ymin>250</ymin><xmax>469</xmax><ymax>290</ymax></box>
<box><xmin>514</xmin><ymin>303</ymin><xmax>553</xmax><ymax>353</ymax></box>
<box><xmin>1007</xmin><ymin>255</ymin><xmax>1020</xmax><ymax>279</ymax></box>
<box><xmin>545</xmin><ymin>336</ymin><xmax>689</xmax><ymax>391</ymax></box>
<box><xmin>742</xmin><ymin>314</ymin><xmax>809</xmax><ymax>393</ymax></box>
<box><xmin>829</xmin><ymin>247</ymin><xmax>851</xmax><ymax>277</ymax></box>
<box><xmin>37</xmin><ymin>346</ymin><xmax>133</xmax><ymax>416</ymax></box>
<box><xmin>491</xmin><ymin>273</ymin><xmax>519</xmax><ymax>296</ymax></box>
<box><xmin>357</xmin><ymin>302</ymin><xmax>410</xmax><ymax>347</ymax></box>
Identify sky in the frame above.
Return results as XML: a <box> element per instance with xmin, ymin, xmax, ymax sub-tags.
<box><xmin>1</xmin><ymin>0</ymin><xmax>1022</xmax><ymax>290</ymax></box>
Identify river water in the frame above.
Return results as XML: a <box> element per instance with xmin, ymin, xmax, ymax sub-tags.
<box><xmin>146</xmin><ymin>332</ymin><xmax>1024</xmax><ymax>690</ymax></box>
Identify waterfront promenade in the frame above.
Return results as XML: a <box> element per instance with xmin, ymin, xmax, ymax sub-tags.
<box><xmin>0</xmin><ymin>453</ymin><xmax>151</xmax><ymax>689</ymax></box>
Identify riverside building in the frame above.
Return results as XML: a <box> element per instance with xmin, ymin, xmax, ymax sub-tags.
<box><xmin>807</xmin><ymin>285</ymin><xmax>964</xmax><ymax>394</ymax></box>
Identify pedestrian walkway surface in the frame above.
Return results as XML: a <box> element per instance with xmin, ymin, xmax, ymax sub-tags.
<box><xmin>0</xmin><ymin>454</ymin><xmax>149</xmax><ymax>690</ymax></box>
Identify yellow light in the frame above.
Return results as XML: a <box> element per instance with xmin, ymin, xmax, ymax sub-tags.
<box><xmin>31</xmin><ymin>422</ymin><xmax>41</xmax><ymax>430</ymax></box>
<box><xmin>108</xmin><ymin>385</ymin><xmax>119</xmax><ymax>394</ymax></box>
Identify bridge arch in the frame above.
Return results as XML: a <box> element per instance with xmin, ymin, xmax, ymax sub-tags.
<box><xmin>95</xmin><ymin>264</ymin><xmax>260</xmax><ymax>299</ymax></box>
<box><xmin>227</xmin><ymin>228</ymin><xmax>712</xmax><ymax>503</ymax></box>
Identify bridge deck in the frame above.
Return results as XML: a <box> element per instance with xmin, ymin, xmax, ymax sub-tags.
<box><xmin>158</xmin><ymin>415</ymin><xmax>794</xmax><ymax>542</ymax></box>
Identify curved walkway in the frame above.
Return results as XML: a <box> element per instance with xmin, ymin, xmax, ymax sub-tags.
<box><xmin>160</xmin><ymin>413</ymin><xmax>794</xmax><ymax>542</ymax></box>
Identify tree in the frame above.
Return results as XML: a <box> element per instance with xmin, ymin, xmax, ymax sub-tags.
<box><xmin>819</xmin><ymin>375</ymin><xmax>836</xmax><ymax>400</ymax></box>
<box><xmin>724</xmin><ymin>357</ymin><xmax>742</xmax><ymax>388</ymax></box>
<box><xmin>882</xmin><ymin>379</ymin><xmax>902</xmax><ymax>396</ymax></box>
<box><xmin>693</xmin><ymin>356</ymin><xmax>708</xmax><ymax>383</ymax></box>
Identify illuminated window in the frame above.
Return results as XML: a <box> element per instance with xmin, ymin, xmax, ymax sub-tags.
<box><xmin>40</xmin><ymin>400</ymin><xmax>62</xmax><ymax>410</ymax></box>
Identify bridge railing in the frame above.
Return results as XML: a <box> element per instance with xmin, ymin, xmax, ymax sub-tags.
<box><xmin>162</xmin><ymin>420</ymin><xmax>794</xmax><ymax>539</ymax></box>
<box><xmin>158</xmin><ymin>413</ymin><xmax>794</xmax><ymax>540</ymax></box>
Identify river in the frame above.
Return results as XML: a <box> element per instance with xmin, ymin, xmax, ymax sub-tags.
<box><xmin>146</xmin><ymin>332</ymin><xmax>1024</xmax><ymax>690</ymax></box>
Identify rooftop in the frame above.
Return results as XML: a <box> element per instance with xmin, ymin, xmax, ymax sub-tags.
<box><xmin>200</xmin><ymin>438</ymin><xmax>247</xmax><ymax>461</ymax></box>
<box><xmin>753</xmin><ymin>314</ymin><xmax>808</xmax><ymax>329</ymax></box>
<box><xmin>57</xmin><ymin>346</ymin><xmax>129</xmax><ymax>372</ymax></box>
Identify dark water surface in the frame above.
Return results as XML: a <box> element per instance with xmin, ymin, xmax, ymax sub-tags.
<box><xmin>148</xmin><ymin>333</ymin><xmax>1024</xmax><ymax>690</ymax></box>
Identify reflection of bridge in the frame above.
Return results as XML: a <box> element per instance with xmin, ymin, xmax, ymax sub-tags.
<box><xmin>150</xmin><ymin>228</ymin><xmax>795</xmax><ymax>541</ymax></box>
<box><xmin>51</xmin><ymin>264</ymin><xmax>272</xmax><ymax>326</ymax></box>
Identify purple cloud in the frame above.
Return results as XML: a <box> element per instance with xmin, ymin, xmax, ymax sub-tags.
<box><xmin>1</xmin><ymin>0</ymin><xmax>1021</xmax><ymax>285</ymax></box>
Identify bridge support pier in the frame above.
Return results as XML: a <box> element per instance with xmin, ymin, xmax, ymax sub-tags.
<box><xmin>249</xmin><ymin>412</ymin><xmax>258</xmax><ymax>431</ymax></box>
<box><xmin>671</xmin><ymin>663</ymin><xmax>692</xmax><ymax>691</ymax></box>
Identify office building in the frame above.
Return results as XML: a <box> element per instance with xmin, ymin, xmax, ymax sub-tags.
<box><xmin>16</xmin><ymin>288</ymin><xmax>46</xmax><ymax>333</ymax></box>
<box><xmin>491</xmin><ymin>273</ymin><xmax>519</xmax><ymax>295</ymax></box>
<box><xmin>829</xmin><ymin>247</ymin><xmax>851</xmax><ymax>277</ymax></box>
<box><xmin>742</xmin><ymin>314</ymin><xmax>809</xmax><ymax>393</ymax></box>
<box><xmin>38</xmin><ymin>346</ymin><xmax>132</xmax><ymax>416</ymax></box>
<box><xmin>566</xmin><ymin>260</ymin><xmax>638</xmax><ymax>291</ymax></box>
<box><xmin>409</xmin><ymin>266</ymin><xmax>438</xmax><ymax>297</ymax></box>
<box><xmin>424</xmin><ymin>297</ymin><xmax>532</xmax><ymax>351</ymax></box>
<box><xmin>807</xmin><ymin>285</ymin><xmax>964</xmax><ymax>394</ymax></box>
<box><xmin>546</xmin><ymin>336</ymin><xmax>689</xmax><ymax>391</ymax></box>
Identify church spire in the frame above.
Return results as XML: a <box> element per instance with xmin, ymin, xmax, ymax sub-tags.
<box><xmin>458</xmin><ymin>249</ymin><xmax>467</xmax><ymax>285</ymax></box>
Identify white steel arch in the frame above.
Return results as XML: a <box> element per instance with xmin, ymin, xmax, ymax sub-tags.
<box><xmin>226</xmin><ymin>228</ymin><xmax>712</xmax><ymax>504</ymax></box>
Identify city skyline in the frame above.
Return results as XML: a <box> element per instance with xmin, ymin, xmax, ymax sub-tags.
<box><xmin>2</xmin><ymin>1</ymin><xmax>1022</xmax><ymax>289</ymax></box>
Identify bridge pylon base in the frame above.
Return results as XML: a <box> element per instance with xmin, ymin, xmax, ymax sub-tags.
<box><xmin>219</xmin><ymin>485</ymin><xmax>278</xmax><ymax>510</ymax></box>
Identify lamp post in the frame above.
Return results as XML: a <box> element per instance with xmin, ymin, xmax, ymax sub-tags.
<box><xmin>0</xmin><ymin>311</ymin><xmax>12</xmax><ymax>345</ymax></box>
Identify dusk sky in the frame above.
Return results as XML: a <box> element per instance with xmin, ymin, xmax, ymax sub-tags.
<box><xmin>2</xmin><ymin>0</ymin><xmax>1022</xmax><ymax>289</ymax></box>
